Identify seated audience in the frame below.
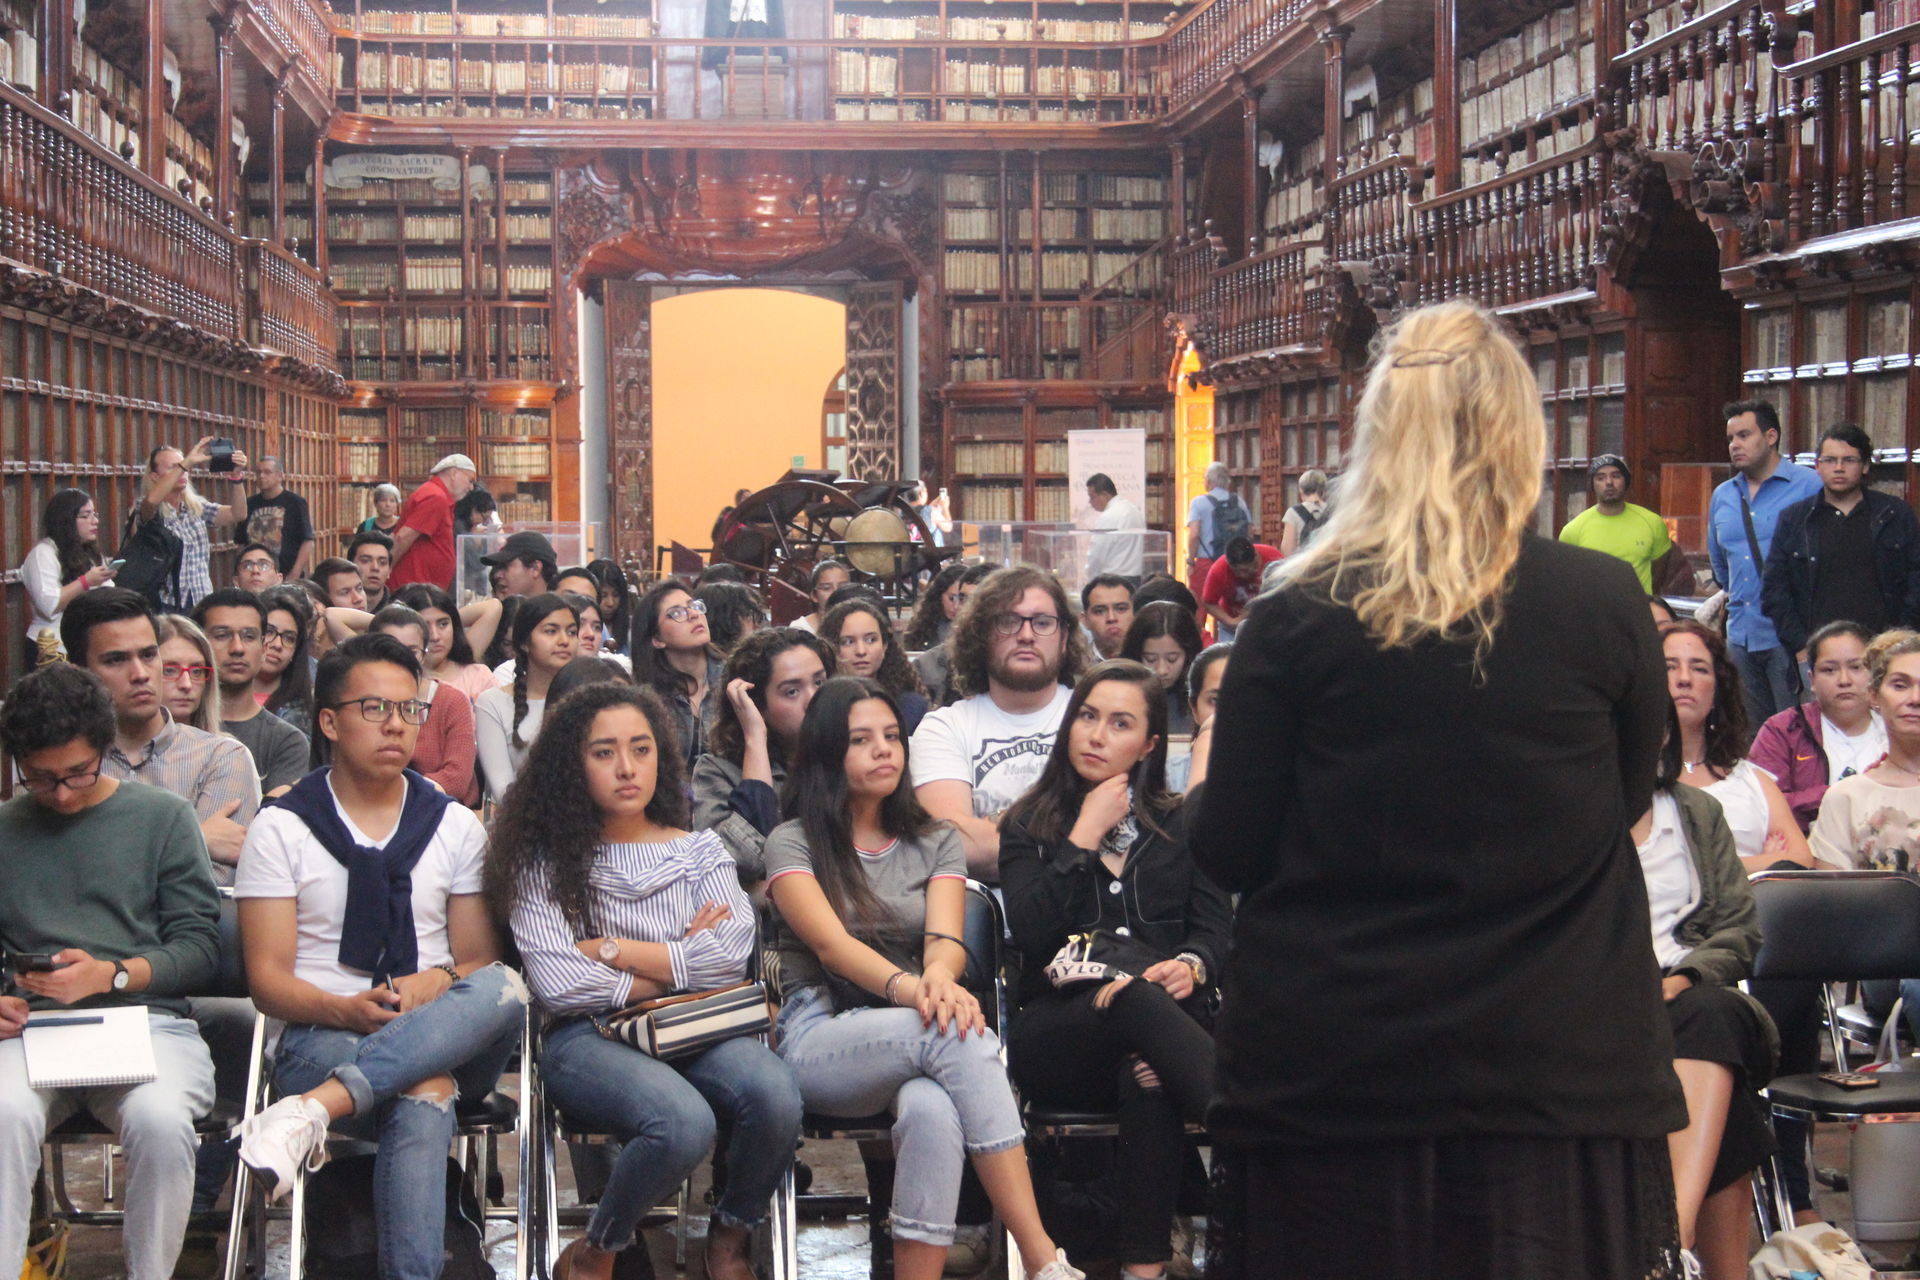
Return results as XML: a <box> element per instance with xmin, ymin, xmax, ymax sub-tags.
<box><xmin>821</xmin><ymin>597</ymin><xmax>930</xmax><ymax>734</ymax></box>
<box><xmin>490</xmin><ymin>683</ymin><xmax>802</xmax><ymax>1280</ymax></box>
<box><xmin>545</xmin><ymin>656</ymin><xmax>633</xmax><ymax>705</ymax></box>
<box><xmin>155</xmin><ymin>614</ymin><xmax>223</xmax><ymax>734</ymax></box>
<box><xmin>362</xmin><ymin>605</ymin><xmax>478</xmax><ymax>805</ymax></box>
<box><xmin>482</xmin><ymin>531</ymin><xmax>560</xmax><ymax>598</ymax></box>
<box><xmin>313</xmin><ymin>558</ymin><xmax>367</xmax><ymax>613</ymax></box>
<box><xmin>231</xmin><ymin>635</ymin><xmax>527</xmax><ymax>1280</ymax></box>
<box><xmin>766</xmin><ymin>677</ymin><xmax>1084</xmax><ymax>1280</ymax></box>
<box><xmin>20</xmin><ymin>487</ymin><xmax>112</xmax><ymax>665</ymax></box>
<box><xmin>1130</xmin><ymin>574</ymin><xmax>1200</xmax><ymax>621</ymax></box>
<box><xmin>554</xmin><ymin>566</ymin><xmax>602</xmax><ymax>600</ymax></box>
<box><xmin>905</xmin><ymin>564</ymin><xmax>969</xmax><ymax>653</ymax></box>
<box><xmin>294</xmin><ymin>579</ymin><xmax>336</xmax><ymax>660</ymax></box>
<box><xmin>1120</xmin><ymin>602</ymin><xmax>1203</xmax><ymax>735</ymax></box>
<box><xmin>346</xmin><ymin>531</ymin><xmax>396</xmax><ymax>613</ymax></box>
<box><xmin>1169</xmin><ymin>643</ymin><xmax>1230</xmax><ymax>793</ymax></box>
<box><xmin>1635</xmin><ymin>709</ymin><xmax>1778</xmax><ymax>1280</ymax></box>
<box><xmin>1081</xmin><ymin>574</ymin><xmax>1136</xmax><ymax>661</ymax></box>
<box><xmin>631</xmin><ymin>581</ymin><xmax>726</xmax><ymax>767</ymax></box>
<box><xmin>1649</xmin><ymin>594</ymin><xmax>1679</xmax><ymax>628</ymax></box>
<box><xmin>234</xmin><ymin>542</ymin><xmax>283</xmax><ymax>594</ymax></box>
<box><xmin>1663</xmin><ymin>620</ymin><xmax>1813</xmax><ymax>872</ymax></box>
<box><xmin>586</xmin><ymin>560</ymin><xmax>633</xmax><ymax>655</ymax></box>
<box><xmin>0</xmin><ymin>663</ymin><xmax>222</xmax><ymax>1280</ymax></box>
<box><xmin>913</xmin><ymin>562</ymin><xmax>999</xmax><ymax>710</ymax></box>
<box><xmin>475</xmin><ymin>593</ymin><xmax>579</xmax><ymax>799</ymax></box>
<box><xmin>192</xmin><ymin>590</ymin><xmax>310</xmax><ymax>794</ymax></box>
<box><xmin>695</xmin><ymin>581</ymin><xmax>769</xmax><ymax>653</ymax></box>
<box><xmin>393</xmin><ymin>584</ymin><xmax>504</xmax><ymax>706</ymax></box>
<box><xmin>1749</xmin><ymin>620</ymin><xmax>1884</xmax><ymax>832</ymax></box>
<box><xmin>792</xmin><ymin>559</ymin><xmax>851</xmax><ymax>634</ymax></box>
<box><xmin>257</xmin><ymin>586</ymin><xmax>317</xmax><ymax>740</ymax></box>
<box><xmin>1199</xmin><ymin>537</ymin><xmax>1280</xmax><ymax>643</ymax></box>
<box><xmin>1810</xmin><ymin>629</ymin><xmax>1920</xmax><ymax>872</ymax></box>
<box><xmin>64</xmin><ymin>590</ymin><xmax>261</xmax><ymax>884</ymax></box>
<box><xmin>692</xmin><ymin>628</ymin><xmax>832</xmax><ymax>887</ymax></box>
<box><xmin>1000</xmin><ymin>660</ymin><xmax>1230</xmax><ymax>1280</ymax></box>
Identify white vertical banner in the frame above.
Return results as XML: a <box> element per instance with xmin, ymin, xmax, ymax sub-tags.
<box><xmin>1067</xmin><ymin>428</ymin><xmax>1146</xmax><ymax>527</ymax></box>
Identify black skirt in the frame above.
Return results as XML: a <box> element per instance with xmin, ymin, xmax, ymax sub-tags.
<box><xmin>1206</xmin><ymin>1133</ymin><xmax>1683</xmax><ymax>1280</ymax></box>
<box><xmin>1667</xmin><ymin>982</ymin><xmax>1779</xmax><ymax>1194</ymax></box>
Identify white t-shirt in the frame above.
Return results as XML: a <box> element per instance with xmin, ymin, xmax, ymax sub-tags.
<box><xmin>1634</xmin><ymin>791</ymin><xmax>1699</xmax><ymax>969</ymax></box>
<box><xmin>789</xmin><ymin>615</ymin><xmax>819</xmax><ymax>635</ymax></box>
<box><xmin>233</xmin><ymin>777</ymin><xmax>487</xmax><ymax>997</ymax></box>
<box><xmin>474</xmin><ymin>686</ymin><xmax>543</xmax><ymax>799</ymax></box>
<box><xmin>909</xmin><ymin>685</ymin><xmax>1072</xmax><ymax>820</ymax></box>
<box><xmin>1701</xmin><ymin>759</ymin><xmax>1772</xmax><ymax>864</ymax></box>
<box><xmin>1821</xmin><ymin>711</ymin><xmax>1888</xmax><ymax>783</ymax></box>
<box><xmin>492</xmin><ymin>652</ymin><xmax>628</xmax><ymax>685</ymax></box>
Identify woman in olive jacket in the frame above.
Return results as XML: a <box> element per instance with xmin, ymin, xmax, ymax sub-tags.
<box><xmin>1000</xmin><ymin>660</ymin><xmax>1233</xmax><ymax>1280</ymax></box>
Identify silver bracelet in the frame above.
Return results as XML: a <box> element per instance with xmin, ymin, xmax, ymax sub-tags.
<box><xmin>884</xmin><ymin>970</ymin><xmax>910</xmax><ymax>1006</ymax></box>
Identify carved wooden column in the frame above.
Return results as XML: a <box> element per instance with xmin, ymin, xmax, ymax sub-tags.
<box><xmin>140</xmin><ymin>0</ymin><xmax>166</xmax><ymax>180</ymax></box>
<box><xmin>269</xmin><ymin>76</ymin><xmax>287</xmax><ymax>246</ymax></box>
<box><xmin>1319</xmin><ymin>25</ymin><xmax>1350</xmax><ymax>196</ymax></box>
<box><xmin>313</xmin><ymin>134</ymin><xmax>329</xmax><ymax>276</ymax></box>
<box><xmin>210</xmin><ymin>12</ymin><xmax>236</xmax><ymax>226</ymax></box>
<box><xmin>1432</xmin><ymin>0</ymin><xmax>1459</xmax><ymax>195</ymax></box>
<box><xmin>40</xmin><ymin>0</ymin><xmax>73</xmax><ymax>112</ymax></box>
<box><xmin>1172</xmin><ymin>143</ymin><xmax>1187</xmax><ymax>236</ymax></box>
<box><xmin>1240</xmin><ymin>77</ymin><xmax>1260</xmax><ymax>256</ymax></box>
<box><xmin>458</xmin><ymin>145</ymin><xmax>475</xmax><ymax>375</ymax></box>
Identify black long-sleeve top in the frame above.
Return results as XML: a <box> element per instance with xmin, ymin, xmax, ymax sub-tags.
<box><xmin>1000</xmin><ymin>796</ymin><xmax>1233</xmax><ymax>1008</ymax></box>
<box><xmin>1190</xmin><ymin>533</ymin><xmax>1687</xmax><ymax>1148</ymax></box>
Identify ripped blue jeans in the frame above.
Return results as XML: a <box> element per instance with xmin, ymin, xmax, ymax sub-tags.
<box><xmin>273</xmin><ymin>963</ymin><xmax>526</xmax><ymax>1280</ymax></box>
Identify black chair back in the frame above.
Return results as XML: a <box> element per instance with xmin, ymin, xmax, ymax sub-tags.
<box><xmin>214</xmin><ymin>892</ymin><xmax>250</xmax><ymax>999</ymax></box>
<box><xmin>1750</xmin><ymin>870</ymin><xmax>1920</xmax><ymax>982</ymax></box>
<box><xmin>961</xmin><ymin>880</ymin><xmax>1006</xmax><ymax>1033</ymax></box>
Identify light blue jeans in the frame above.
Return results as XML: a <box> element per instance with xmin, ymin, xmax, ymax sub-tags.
<box><xmin>776</xmin><ymin>986</ymin><xmax>1025</xmax><ymax>1247</ymax></box>
<box><xmin>273</xmin><ymin>964</ymin><xmax>526</xmax><ymax>1280</ymax></box>
<box><xmin>0</xmin><ymin>1009</ymin><xmax>216</xmax><ymax>1280</ymax></box>
<box><xmin>540</xmin><ymin>1020</ymin><xmax>801</xmax><ymax>1248</ymax></box>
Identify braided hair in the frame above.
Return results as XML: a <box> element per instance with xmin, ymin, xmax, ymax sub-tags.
<box><xmin>510</xmin><ymin>592</ymin><xmax>580</xmax><ymax>750</ymax></box>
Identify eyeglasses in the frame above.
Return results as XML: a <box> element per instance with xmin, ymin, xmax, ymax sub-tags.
<box><xmin>19</xmin><ymin>761</ymin><xmax>103</xmax><ymax>794</ymax></box>
<box><xmin>162</xmin><ymin>663</ymin><xmax>214</xmax><ymax>684</ymax></box>
<box><xmin>326</xmin><ymin>697</ymin><xmax>432</xmax><ymax>725</ymax></box>
<box><xmin>663</xmin><ymin>599</ymin><xmax>708</xmax><ymax>624</ymax></box>
<box><xmin>262</xmin><ymin>625</ymin><xmax>300</xmax><ymax>648</ymax></box>
<box><xmin>991</xmin><ymin>612</ymin><xmax>1062</xmax><ymax>637</ymax></box>
<box><xmin>206</xmin><ymin>627</ymin><xmax>261</xmax><ymax>645</ymax></box>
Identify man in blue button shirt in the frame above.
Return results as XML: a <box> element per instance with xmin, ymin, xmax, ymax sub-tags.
<box><xmin>1708</xmin><ymin>399</ymin><xmax>1823</xmax><ymax>727</ymax></box>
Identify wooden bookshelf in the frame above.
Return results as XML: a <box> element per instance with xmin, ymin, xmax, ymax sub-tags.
<box><xmin>1457</xmin><ymin>0</ymin><xmax>1599</xmax><ymax>188</ymax></box>
<box><xmin>943</xmin><ymin>386</ymin><xmax>1171</xmax><ymax>527</ymax></box>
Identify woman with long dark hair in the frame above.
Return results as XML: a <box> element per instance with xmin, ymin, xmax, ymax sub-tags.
<box><xmin>630</xmin><ymin>580</ymin><xmax>726</xmax><ymax>766</ymax></box>
<box><xmin>20</xmin><ymin>487</ymin><xmax>113</xmax><ymax>663</ymax></box>
<box><xmin>1000</xmin><ymin>659</ymin><xmax>1229</xmax><ymax>1280</ymax></box>
<box><xmin>489</xmin><ymin>683</ymin><xmax>801</xmax><ymax>1280</ymax></box>
<box><xmin>904</xmin><ymin>564</ymin><xmax>968</xmax><ymax>652</ymax></box>
<box><xmin>393</xmin><ymin>583</ymin><xmax>503</xmax><ymax>705</ymax></box>
<box><xmin>1191</xmin><ymin>300</ymin><xmax>1687</xmax><ymax>1278</ymax></box>
<box><xmin>692</xmin><ymin>580</ymin><xmax>768</xmax><ymax>653</ymax></box>
<box><xmin>474</xmin><ymin>593</ymin><xmax>578</xmax><ymax>798</ymax></box>
<box><xmin>691</xmin><ymin>627</ymin><xmax>832</xmax><ymax>887</ymax></box>
<box><xmin>587</xmin><ymin>559</ymin><xmax>634</xmax><ymax>655</ymax></box>
<box><xmin>820</xmin><ymin>598</ymin><xmax>930</xmax><ymax>734</ymax></box>
<box><xmin>766</xmin><ymin>677</ymin><xmax>1083</xmax><ymax>1280</ymax></box>
<box><xmin>1119</xmin><ymin>602</ymin><xmax>1203</xmax><ymax>735</ymax></box>
<box><xmin>257</xmin><ymin>585</ymin><xmax>316</xmax><ymax>739</ymax></box>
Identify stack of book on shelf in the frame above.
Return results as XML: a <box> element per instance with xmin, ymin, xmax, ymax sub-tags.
<box><xmin>483</xmin><ymin>410</ymin><xmax>548</xmax><ymax>437</ymax></box>
<box><xmin>1091</xmin><ymin>208</ymin><xmax>1165</xmax><ymax>241</ymax></box>
<box><xmin>403</xmin><ymin>257</ymin><xmax>464</xmax><ymax>292</ymax></box>
<box><xmin>945</xmin><ymin>175</ymin><xmax>997</xmax><ymax>202</ymax></box>
<box><xmin>481</xmin><ymin>263</ymin><xmax>555</xmax><ymax>293</ymax></box>
<box><xmin>954</xmin><ymin>440</ymin><xmax>1025</xmax><ymax>473</ymax></box>
<box><xmin>483</xmin><ymin>442</ymin><xmax>548</xmax><ymax>477</ymax></box>
<box><xmin>0</xmin><ymin>26</ymin><xmax>38</xmax><ymax>92</ymax></box>
<box><xmin>944</xmin><ymin>250</ymin><xmax>1003</xmax><ymax>293</ymax></box>
<box><xmin>402</xmin><ymin>211</ymin><xmax>463</xmax><ymax>240</ymax></box>
<box><xmin>944</xmin><ymin>207</ymin><xmax>999</xmax><ymax>240</ymax></box>
<box><xmin>497</xmin><ymin>491</ymin><xmax>552</xmax><ymax>522</ymax></box>
<box><xmin>834</xmin><ymin>101</ymin><xmax>930</xmax><ymax>120</ymax></box>
<box><xmin>342</xmin><ymin>443</ymin><xmax>386</xmax><ymax>477</ymax></box>
<box><xmin>1459</xmin><ymin>3</ymin><xmax>1595</xmax><ymax>151</ymax></box>
<box><xmin>403</xmin><ymin>313</ymin><xmax>465</xmax><ymax>353</ymax></box>
<box><xmin>332</xmin><ymin>262</ymin><xmax>402</xmax><ymax>294</ymax></box>
<box><xmin>1014</xmin><ymin>249</ymin><xmax>1090</xmax><ymax>293</ymax></box>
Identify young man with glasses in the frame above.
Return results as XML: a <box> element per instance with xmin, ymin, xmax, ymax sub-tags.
<box><xmin>0</xmin><ymin>662</ymin><xmax>222</xmax><ymax>1280</ymax></box>
<box><xmin>234</xmin><ymin>542</ymin><xmax>283</xmax><ymax>594</ymax></box>
<box><xmin>192</xmin><ymin>590</ymin><xmax>310</xmax><ymax>796</ymax></box>
<box><xmin>62</xmin><ymin>589</ymin><xmax>261</xmax><ymax>883</ymax></box>
<box><xmin>1763</xmin><ymin>421</ymin><xmax>1920</xmax><ymax>671</ymax></box>
<box><xmin>910</xmin><ymin>565</ymin><xmax>1091</xmax><ymax>879</ymax></box>
<box><xmin>231</xmin><ymin>633</ymin><xmax>524</xmax><ymax>1279</ymax></box>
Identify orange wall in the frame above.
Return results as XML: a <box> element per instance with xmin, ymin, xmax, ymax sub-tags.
<box><xmin>652</xmin><ymin>289</ymin><xmax>847</xmax><ymax>555</ymax></box>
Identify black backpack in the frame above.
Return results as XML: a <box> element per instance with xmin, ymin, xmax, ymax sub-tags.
<box><xmin>115</xmin><ymin>509</ymin><xmax>183</xmax><ymax>609</ymax></box>
<box><xmin>301</xmin><ymin>1154</ymin><xmax>491</xmax><ymax>1280</ymax></box>
<box><xmin>1290</xmin><ymin>501</ymin><xmax>1329</xmax><ymax>548</ymax></box>
<box><xmin>1207</xmin><ymin>494</ymin><xmax>1251</xmax><ymax>556</ymax></box>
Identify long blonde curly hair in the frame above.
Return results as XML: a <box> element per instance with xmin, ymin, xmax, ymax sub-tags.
<box><xmin>1271</xmin><ymin>300</ymin><xmax>1544</xmax><ymax>662</ymax></box>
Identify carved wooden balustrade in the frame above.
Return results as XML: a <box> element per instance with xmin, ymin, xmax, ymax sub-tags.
<box><xmin>1778</xmin><ymin>22</ymin><xmax>1920</xmax><ymax>242</ymax></box>
<box><xmin>1611</xmin><ymin>0</ymin><xmax>1794</xmax><ymax>159</ymax></box>
<box><xmin>0</xmin><ymin>88</ymin><xmax>242</xmax><ymax>339</ymax></box>
<box><xmin>1211</xmin><ymin>237</ymin><xmax>1326</xmax><ymax>359</ymax></box>
<box><xmin>1170</xmin><ymin>226</ymin><xmax>1226</xmax><ymax>316</ymax></box>
<box><xmin>1082</xmin><ymin>236</ymin><xmax>1170</xmax><ymax>381</ymax></box>
<box><xmin>251</xmin><ymin>242</ymin><xmax>338</xmax><ymax>372</ymax></box>
<box><xmin>1329</xmin><ymin>148</ymin><xmax>1421</xmax><ymax>267</ymax></box>
<box><xmin>257</xmin><ymin>0</ymin><xmax>333</xmax><ymax>83</ymax></box>
<box><xmin>1410</xmin><ymin>139</ymin><xmax>1606</xmax><ymax>308</ymax></box>
<box><xmin>1163</xmin><ymin>0</ymin><xmax>1316</xmax><ymax>112</ymax></box>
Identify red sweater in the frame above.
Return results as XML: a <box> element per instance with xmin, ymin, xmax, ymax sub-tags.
<box><xmin>413</xmin><ymin>679</ymin><xmax>478</xmax><ymax>806</ymax></box>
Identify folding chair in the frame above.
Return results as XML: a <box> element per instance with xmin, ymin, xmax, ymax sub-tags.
<box><xmin>795</xmin><ymin>879</ymin><xmax>1013</xmax><ymax>1278</ymax></box>
<box><xmin>1748</xmin><ymin>868</ymin><xmax>1920</xmax><ymax>1262</ymax></box>
<box><xmin>38</xmin><ymin>893</ymin><xmax>249</xmax><ymax>1273</ymax></box>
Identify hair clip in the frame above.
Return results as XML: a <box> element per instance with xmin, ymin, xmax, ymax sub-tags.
<box><xmin>1389</xmin><ymin>347</ymin><xmax>1468</xmax><ymax>368</ymax></box>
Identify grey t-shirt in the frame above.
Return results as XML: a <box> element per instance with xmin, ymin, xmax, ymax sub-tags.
<box><xmin>764</xmin><ymin>820</ymin><xmax>967</xmax><ymax>997</ymax></box>
<box><xmin>225</xmin><ymin>711</ymin><xmax>311</xmax><ymax>793</ymax></box>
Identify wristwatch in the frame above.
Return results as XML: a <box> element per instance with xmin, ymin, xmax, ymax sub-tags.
<box><xmin>597</xmin><ymin>938</ymin><xmax>621</xmax><ymax>965</ymax></box>
<box><xmin>1175</xmin><ymin>952</ymin><xmax>1206</xmax><ymax>987</ymax></box>
<box><xmin>110</xmin><ymin>961</ymin><xmax>130</xmax><ymax>993</ymax></box>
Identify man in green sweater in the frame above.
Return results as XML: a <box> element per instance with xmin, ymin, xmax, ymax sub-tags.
<box><xmin>0</xmin><ymin>663</ymin><xmax>221</xmax><ymax>1280</ymax></box>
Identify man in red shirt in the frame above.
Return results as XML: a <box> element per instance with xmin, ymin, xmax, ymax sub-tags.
<box><xmin>388</xmin><ymin>453</ymin><xmax>478</xmax><ymax>591</ymax></box>
<box><xmin>1201</xmin><ymin>535</ymin><xmax>1282</xmax><ymax>641</ymax></box>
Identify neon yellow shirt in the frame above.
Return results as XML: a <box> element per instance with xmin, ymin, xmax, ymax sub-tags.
<box><xmin>1558</xmin><ymin>503</ymin><xmax>1672</xmax><ymax>593</ymax></box>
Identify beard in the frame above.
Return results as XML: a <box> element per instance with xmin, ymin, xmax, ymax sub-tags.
<box><xmin>989</xmin><ymin>646</ymin><xmax>1061</xmax><ymax>693</ymax></box>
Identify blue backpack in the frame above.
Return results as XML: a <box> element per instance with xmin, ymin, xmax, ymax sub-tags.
<box><xmin>1208</xmin><ymin>494</ymin><xmax>1251</xmax><ymax>556</ymax></box>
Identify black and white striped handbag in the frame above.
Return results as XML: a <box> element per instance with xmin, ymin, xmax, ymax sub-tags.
<box><xmin>592</xmin><ymin>980</ymin><xmax>772</xmax><ymax>1061</ymax></box>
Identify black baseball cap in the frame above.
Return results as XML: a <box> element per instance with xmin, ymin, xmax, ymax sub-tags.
<box><xmin>480</xmin><ymin>531</ymin><xmax>557</xmax><ymax>567</ymax></box>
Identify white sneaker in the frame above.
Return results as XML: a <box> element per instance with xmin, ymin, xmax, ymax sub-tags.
<box><xmin>1679</xmin><ymin>1248</ymin><xmax>1703</xmax><ymax>1280</ymax></box>
<box><xmin>944</xmin><ymin>1225</ymin><xmax>992</xmax><ymax>1275</ymax></box>
<box><xmin>233</xmin><ymin>1096</ymin><xmax>330</xmax><ymax>1201</ymax></box>
<box><xmin>1026</xmin><ymin>1248</ymin><xmax>1085</xmax><ymax>1280</ymax></box>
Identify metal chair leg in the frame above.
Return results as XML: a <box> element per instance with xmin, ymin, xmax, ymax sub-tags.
<box><xmin>674</xmin><ymin>1180</ymin><xmax>690</xmax><ymax>1267</ymax></box>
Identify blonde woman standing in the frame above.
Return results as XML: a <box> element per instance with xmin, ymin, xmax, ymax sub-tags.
<box><xmin>1191</xmin><ymin>302</ymin><xmax>1685</xmax><ymax>1279</ymax></box>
